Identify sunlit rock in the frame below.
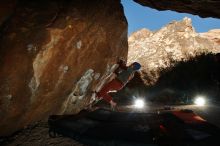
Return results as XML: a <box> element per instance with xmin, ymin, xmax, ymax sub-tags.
<box><xmin>200</xmin><ymin>29</ymin><xmax>220</xmax><ymax>46</ymax></box>
<box><xmin>128</xmin><ymin>17</ymin><xmax>220</xmax><ymax>84</ymax></box>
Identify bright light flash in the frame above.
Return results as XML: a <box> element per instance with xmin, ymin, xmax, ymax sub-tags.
<box><xmin>194</xmin><ymin>97</ymin><xmax>206</xmax><ymax>106</ymax></box>
<box><xmin>134</xmin><ymin>99</ymin><xmax>145</xmax><ymax>108</ymax></box>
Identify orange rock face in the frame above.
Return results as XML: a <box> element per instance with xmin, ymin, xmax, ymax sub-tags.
<box><xmin>0</xmin><ymin>0</ymin><xmax>127</xmax><ymax>136</ymax></box>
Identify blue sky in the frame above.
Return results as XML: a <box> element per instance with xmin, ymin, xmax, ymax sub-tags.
<box><xmin>121</xmin><ymin>0</ymin><xmax>220</xmax><ymax>36</ymax></box>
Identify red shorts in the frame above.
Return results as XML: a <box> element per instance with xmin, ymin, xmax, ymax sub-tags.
<box><xmin>97</xmin><ymin>79</ymin><xmax>124</xmax><ymax>103</ymax></box>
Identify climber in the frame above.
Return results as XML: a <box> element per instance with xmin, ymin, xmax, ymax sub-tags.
<box><xmin>96</xmin><ymin>59</ymin><xmax>141</xmax><ymax>110</ymax></box>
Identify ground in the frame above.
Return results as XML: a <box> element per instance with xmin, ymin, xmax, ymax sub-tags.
<box><xmin>0</xmin><ymin>121</ymin><xmax>84</xmax><ymax>146</ymax></box>
<box><xmin>1</xmin><ymin>103</ymin><xmax>220</xmax><ymax>146</ymax></box>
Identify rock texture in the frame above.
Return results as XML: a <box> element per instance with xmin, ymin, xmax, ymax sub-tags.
<box><xmin>0</xmin><ymin>0</ymin><xmax>17</xmax><ymax>27</ymax></box>
<box><xmin>134</xmin><ymin>0</ymin><xmax>220</xmax><ymax>18</ymax></box>
<box><xmin>200</xmin><ymin>29</ymin><xmax>220</xmax><ymax>46</ymax></box>
<box><xmin>0</xmin><ymin>0</ymin><xmax>127</xmax><ymax>136</ymax></box>
<box><xmin>128</xmin><ymin>17</ymin><xmax>220</xmax><ymax>84</ymax></box>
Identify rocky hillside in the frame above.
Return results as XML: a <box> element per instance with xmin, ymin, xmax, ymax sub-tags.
<box><xmin>200</xmin><ymin>29</ymin><xmax>220</xmax><ymax>45</ymax></box>
<box><xmin>128</xmin><ymin>17</ymin><xmax>220</xmax><ymax>84</ymax></box>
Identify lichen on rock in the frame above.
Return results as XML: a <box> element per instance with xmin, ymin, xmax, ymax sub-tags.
<box><xmin>61</xmin><ymin>69</ymin><xmax>94</xmax><ymax>113</ymax></box>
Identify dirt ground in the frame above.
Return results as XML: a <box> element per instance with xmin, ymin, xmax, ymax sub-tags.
<box><xmin>0</xmin><ymin>121</ymin><xmax>84</xmax><ymax>146</ymax></box>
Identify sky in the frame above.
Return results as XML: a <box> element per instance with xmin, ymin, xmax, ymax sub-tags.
<box><xmin>121</xmin><ymin>0</ymin><xmax>220</xmax><ymax>36</ymax></box>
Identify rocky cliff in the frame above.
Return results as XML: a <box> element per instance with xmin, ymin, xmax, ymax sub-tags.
<box><xmin>200</xmin><ymin>29</ymin><xmax>220</xmax><ymax>46</ymax></box>
<box><xmin>128</xmin><ymin>17</ymin><xmax>220</xmax><ymax>84</ymax></box>
<box><xmin>0</xmin><ymin>0</ymin><xmax>127</xmax><ymax>136</ymax></box>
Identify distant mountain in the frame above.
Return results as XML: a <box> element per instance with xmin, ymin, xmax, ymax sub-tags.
<box><xmin>128</xmin><ymin>17</ymin><xmax>220</xmax><ymax>84</ymax></box>
<box><xmin>200</xmin><ymin>29</ymin><xmax>220</xmax><ymax>46</ymax></box>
